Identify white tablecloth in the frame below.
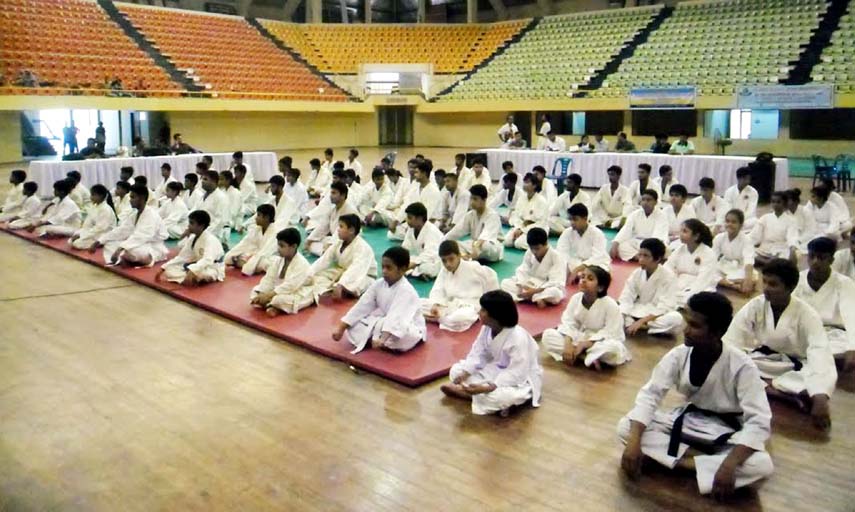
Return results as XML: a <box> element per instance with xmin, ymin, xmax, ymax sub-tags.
<box><xmin>480</xmin><ymin>149</ymin><xmax>788</xmax><ymax>195</ymax></box>
<box><xmin>28</xmin><ymin>152</ymin><xmax>278</xmax><ymax>197</ymax></box>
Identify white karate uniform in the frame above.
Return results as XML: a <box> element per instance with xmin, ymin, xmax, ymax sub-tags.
<box><xmin>98</xmin><ymin>207</ymin><xmax>169</xmax><ymax>265</ymax></box>
<box><xmin>422</xmin><ymin>259</ymin><xmax>499</xmax><ymax>332</ymax></box>
<box><xmin>723</xmin><ymin>185</ymin><xmax>758</xmax><ymax>230</ymax></box>
<box><xmin>651</xmin><ymin>177</ymin><xmax>678</xmax><ymax>207</ymax></box>
<box><xmin>542</xmin><ymin>293</ymin><xmax>629</xmax><ymax>367</ymax></box>
<box><xmin>347</xmin><ymin>182</ymin><xmax>366</xmax><ymax>214</ymax></box>
<box><xmin>341</xmin><ymin>277</ymin><xmax>427</xmax><ymax>354</ymax></box>
<box><xmin>448</xmin><ymin>325</ymin><xmax>543</xmax><ymax>415</ymax></box>
<box><xmin>590</xmin><ymin>183</ymin><xmax>631</xmax><ymax>226</ymax></box>
<box><xmin>181</xmin><ymin>189</ymin><xmax>203</xmax><ymax>213</ymax></box>
<box><xmin>394</xmin><ymin>180</ymin><xmax>442</xmax><ymax>226</ymax></box>
<box><xmin>505</xmin><ymin>192</ymin><xmax>549</xmax><ymax>250</ymax></box>
<box><xmin>345</xmin><ymin>159</ymin><xmax>363</xmax><ymax>180</ymax></box>
<box><xmin>690</xmin><ymin>195</ymin><xmax>728</xmax><ymax>231</ymax></box>
<box><xmin>70</xmin><ymin>202</ymin><xmax>117</xmax><ymax>250</ymax></box>
<box><xmin>237</xmin><ymin>177</ymin><xmax>258</xmax><ymax>217</ymax></box>
<box><xmin>469</xmin><ymin>169</ymin><xmax>492</xmax><ymax>192</ymax></box>
<box><xmin>723</xmin><ymin>295</ymin><xmax>837</xmax><ymax>397</ymax></box>
<box><xmin>497</xmin><ymin>122</ymin><xmax>519</xmax><ymax>141</ymax></box>
<box><xmin>4</xmin><ymin>195</ymin><xmax>42</xmax><ymax>227</ymax></box>
<box><xmin>306</xmin><ymin>201</ymin><xmax>359</xmax><ymax>257</ymax></box>
<box><xmin>626</xmin><ymin>179</ymin><xmax>655</xmax><ymax>212</ymax></box>
<box><xmin>617</xmin><ymin>344</ymin><xmax>774</xmax><ymax>495</ymax></box>
<box><xmin>547</xmin><ymin>189</ymin><xmax>591</xmax><ymax>235</ymax></box>
<box><xmin>310</xmin><ymin>235</ymin><xmax>377</xmax><ymax>297</ymax></box>
<box><xmin>384</xmin><ymin>176</ymin><xmax>410</xmax><ymax>222</ymax></box>
<box><xmin>539</xmin><ymin>121</ymin><xmax>551</xmax><ymax>136</ymax></box>
<box><xmin>250</xmin><ymin>253</ymin><xmax>314</xmax><ymax>315</ymax></box>
<box><xmin>154</xmin><ymin>175</ymin><xmax>177</xmax><ymax>202</ymax></box>
<box><xmin>283</xmin><ymin>181</ymin><xmax>310</xmax><ymax>223</ymax></box>
<box><xmin>454</xmin><ymin>166</ymin><xmax>473</xmax><ymax>191</ymax></box>
<box><xmin>223</xmin><ymin>186</ymin><xmax>243</xmax><ymax>229</ymax></box>
<box><xmin>501</xmin><ymin>247</ymin><xmax>567</xmax><ymax>304</ymax></box>
<box><xmin>556</xmin><ymin>224</ymin><xmax>610</xmax><ymax>273</ymax></box>
<box><xmin>439</xmin><ymin>187</ymin><xmax>470</xmax><ymax>230</ymax></box>
<box><xmin>664</xmin><ymin>243</ymin><xmax>719</xmax><ymax>307</ymax></box>
<box><xmin>611</xmin><ymin>208</ymin><xmax>669</xmax><ymax>261</ymax></box>
<box><xmin>199</xmin><ymin>188</ymin><xmax>231</xmax><ymax>244</ymax></box>
<box><xmin>794</xmin><ymin>270</ymin><xmax>855</xmax><ymax>356</ymax></box>
<box><xmin>307</xmin><ymin>167</ymin><xmax>332</xmax><ymax>196</ymax></box>
<box><xmin>488</xmin><ymin>187</ymin><xmax>521</xmax><ymax>215</ymax></box>
<box><xmin>224</xmin><ymin>223</ymin><xmax>277</xmax><ymax>276</ymax></box>
<box><xmin>749</xmin><ymin>212</ymin><xmax>797</xmax><ymax>259</ymax></box>
<box><xmin>68</xmin><ymin>183</ymin><xmax>91</xmax><ymax>210</ymax></box>
<box><xmin>444</xmin><ymin>209</ymin><xmax>504</xmax><ymax>262</ymax></box>
<box><xmin>162</xmin><ymin>229</ymin><xmax>226</xmax><ymax>283</ymax></box>
<box><xmin>832</xmin><ymin>248</ymin><xmax>855</xmax><ymax>281</ymax></box>
<box><xmin>540</xmin><ymin>178</ymin><xmax>557</xmax><ymax>205</ymax></box>
<box><xmin>829</xmin><ymin>191</ymin><xmax>853</xmax><ymax>234</ymax></box>
<box><xmin>158</xmin><ymin>196</ymin><xmax>189</xmax><ymax>239</ymax></box>
<box><xmin>537</xmin><ymin>136</ymin><xmax>567</xmax><ymax>151</ymax></box>
<box><xmin>359</xmin><ymin>182</ymin><xmax>392</xmax><ymax>224</ymax></box>
<box><xmin>664</xmin><ymin>203</ymin><xmax>696</xmax><ymax>240</ymax></box>
<box><xmin>712</xmin><ymin>231</ymin><xmax>755</xmax><ymax>281</ymax></box>
<box><xmin>618</xmin><ymin>265</ymin><xmax>684</xmax><ymax>335</ymax></box>
<box><xmin>402</xmin><ymin>222</ymin><xmax>443</xmax><ymax>279</ymax></box>
<box><xmin>0</xmin><ymin>182</ymin><xmax>24</xmax><ymax>216</ymax></box>
<box><xmin>34</xmin><ymin>196</ymin><xmax>82</xmax><ymax>237</ymax></box>
<box><xmin>805</xmin><ymin>201</ymin><xmax>844</xmax><ymax>240</ymax></box>
<box><xmin>789</xmin><ymin>204</ymin><xmax>817</xmax><ymax>250</ymax></box>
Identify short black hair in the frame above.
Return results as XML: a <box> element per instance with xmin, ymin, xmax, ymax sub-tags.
<box><xmin>23</xmin><ymin>181</ymin><xmax>38</xmax><ymax>195</ymax></box>
<box><xmin>416</xmin><ymin>161</ymin><xmax>431</xmax><ymax>175</ymax></box>
<box><xmin>383</xmin><ymin>246</ymin><xmax>410</xmax><ymax>269</ymax></box>
<box><xmin>384</xmin><ymin>168</ymin><xmax>400</xmax><ymax>178</ymax></box>
<box><xmin>134</xmin><ymin>175</ymin><xmax>149</xmax><ymax>188</ymax></box>
<box><xmin>641</xmin><ymin>189</ymin><xmax>658</xmax><ymax>201</ymax></box>
<box><xmin>526</xmin><ymin>227</ymin><xmax>548</xmax><ymax>247</ymax></box>
<box><xmin>276</xmin><ymin>227</ymin><xmax>301</xmax><ymax>246</ymax></box>
<box><xmin>202</xmin><ymin>155</ymin><xmax>214</xmax><ymax>165</ymax></box>
<box><xmin>371</xmin><ymin>167</ymin><xmax>385</xmax><ymax>179</ymax></box>
<box><xmin>233</xmin><ymin>151</ymin><xmax>243</xmax><ymax>159</ymax></box>
<box><xmin>120</xmin><ymin>166</ymin><xmax>134</xmax><ymax>176</ymax></box>
<box><xmin>161</xmin><ymin>163</ymin><xmax>172</xmax><ymax>171</ymax></box>
<box><xmin>339</xmin><ymin>213</ymin><xmax>361</xmax><ymax>234</ymax></box>
<box><xmin>269</xmin><ymin>175</ymin><xmax>285</xmax><ymax>187</ymax></box>
<box><xmin>640</xmin><ymin>238</ymin><xmax>666</xmax><ymax>261</ymax></box>
<box><xmin>129</xmin><ymin>184</ymin><xmax>149</xmax><ymax>200</ymax></box>
<box><xmin>324</xmin><ymin>148</ymin><xmax>334</xmax><ymax>156</ymax></box>
<box><xmin>256</xmin><ymin>203</ymin><xmax>276</xmax><ymax>221</ymax></box>
<box><xmin>502</xmin><ymin>160</ymin><xmax>514</xmax><ymax>170</ymax></box>
<box><xmin>725</xmin><ymin>208</ymin><xmax>744</xmax><ymax>225</ymax></box>
<box><xmin>699</xmin><ymin>177</ymin><xmax>716</xmax><ymax>190</ymax></box>
<box><xmin>332</xmin><ymin>169</ymin><xmax>347</xmax><ymax>180</ymax></box>
<box><xmin>349</xmin><ymin>148</ymin><xmax>359</xmax><ymax>157</ymax></box>
<box><xmin>469</xmin><ymin>184</ymin><xmax>488</xmax><ymax>200</ymax></box>
<box><xmin>404</xmin><ymin>202</ymin><xmax>428</xmax><ymax>221</ymax></box>
<box><xmin>807</xmin><ymin>236</ymin><xmax>837</xmax><ymax>256</ymax></box>
<box><xmin>184</xmin><ymin>173</ymin><xmax>198</xmax><ymax>185</ymax></box>
<box><xmin>523</xmin><ymin>172</ymin><xmax>541</xmax><ymax>192</ymax></box>
<box><xmin>479</xmin><ymin>290</ymin><xmax>518</xmax><ymax>327</ymax></box>
<box><xmin>287</xmin><ymin>168</ymin><xmax>301</xmax><ymax>179</ymax></box>
<box><xmin>607</xmin><ymin>165</ymin><xmax>622</xmax><ymax>176</ymax></box>
<box><xmin>587</xmin><ymin>266</ymin><xmax>612</xmax><ymax>297</ymax></box>
<box><xmin>166</xmin><ymin>181</ymin><xmax>183</xmax><ymax>193</ymax></box>
<box><xmin>279</xmin><ymin>156</ymin><xmax>293</xmax><ymax>167</ymax></box>
<box><xmin>669</xmin><ymin>184</ymin><xmax>688</xmax><ymax>198</ymax></box>
<box><xmin>219</xmin><ymin>170</ymin><xmax>234</xmax><ymax>187</ymax></box>
<box><xmin>568</xmin><ymin>203</ymin><xmax>588</xmax><ymax>218</ymax></box>
<box><xmin>444</xmin><ymin>173</ymin><xmax>458</xmax><ymax>182</ymax></box>
<box><xmin>434</xmin><ymin>168</ymin><xmax>446</xmax><ymax>179</ymax></box>
<box><xmin>330</xmin><ymin>181</ymin><xmax>348</xmax><ymax>198</ymax></box>
<box><xmin>811</xmin><ymin>186</ymin><xmax>830</xmax><ymax>201</ymax></box>
<box><xmin>188</xmin><ymin>209</ymin><xmax>211</xmax><ymax>228</ymax></box>
<box><xmin>658</xmin><ymin>164</ymin><xmax>672</xmax><ymax>176</ymax></box>
<box><xmin>203</xmin><ymin>170</ymin><xmax>219</xmax><ymax>182</ymax></box>
<box><xmin>333</xmin><ymin>161</ymin><xmax>345</xmax><ymax>171</ymax></box>
<box><xmin>736</xmin><ymin>167</ymin><xmax>751</xmax><ymax>179</ymax></box>
<box><xmin>233</xmin><ymin>164</ymin><xmax>247</xmax><ymax>175</ymax></box>
<box><xmin>502</xmin><ymin>173</ymin><xmax>519</xmax><ymax>185</ymax></box>
<box><xmin>115</xmin><ymin>180</ymin><xmax>131</xmax><ymax>192</ymax></box>
<box><xmin>687</xmin><ymin>292</ymin><xmax>734</xmax><ymax>337</ymax></box>
<box><xmin>438</xmin><ymin>240</ymin><xmax>460</xmax><ymax>257</ymax></box>
<box><xmin>566</xmin><ymin>173</ymin><xmax>582</xmax><ymax>186</ymax></box>
<box><xmin>66</xmin><ymin>170</ymin><xmax>81</xmax><ymax>182</ymax></box>
<box><xmin>195</xmin><ymin>161</ymin><xmax>209</xmax><ymax>172</ymax></box>
<box><xmin>472</xmin><ymin>158</ymin><xmax>486</xmax><ymax>167</ymax></box>
<box><xmin>532</xmin><ymin>165</ymin><xmax>546</xmax><ymax>176</ymax></box>
<box><xmin>310</xmin><ymin>158</ymin><xmax>321</xmax><ymax>167</ymax></box>
<box><xmin>762</xmin><ymin>258</ymin><xmax>799</xmax><ymax>290</ymax></box>
<box><xmin>11</xmin><ymin>169</ymin><xmax>26</xmax><ymax>182</ymax></box>
<box><xmin>784</xmin><ymin>188</ymin><xmax>802</xmax><ymax>203</ymax></box>
<box><xmin>638</xmin><ymin>163</ymin><xmax>651</xmax><ymax>173</ymax></box>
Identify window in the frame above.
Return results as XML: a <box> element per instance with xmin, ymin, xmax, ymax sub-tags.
<box><xmin>705</xmin><ymin>109</ymin><xmax>779</xmax><ymax>140</ymax></box>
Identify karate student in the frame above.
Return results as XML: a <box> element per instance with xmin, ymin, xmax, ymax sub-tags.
<box><xmin>469</xmin><ymin>159</ymin><xmax>492</xmax><ymax>192</ymax></box>
<box><xmin>497</xmin><ymin>114</ymin><xmax>519</xmax><ymax>143</ymax></box>
<box><xmin>423</xmin><ymin>240</ymin><xmax>499</xmax><ymax>332</ymax></box>
<box><xmin>819</xmin><ymin>177</ymin><xmax>853</xmax><ymax>236</ymax></box>
<box><xmin>806</xmin><ymin>185</ymin><xmax>844</xmax><ymax>240</ymax></box>
<box><xmin>306</xmin><ymin>182</ymin><xmax>358</xmax><ymax>257</ymax></box>
<box><xmin>159</xmin><ymin>210</ymin><xmax>226</xmax><ymax>286</ymax></box>
<box><xmin>619</xmin><ymin>292</ymin><xmax>774</xmax><ymax>500</ymax></box>
<box><xmin>153</xmin><ymin>163</ymin><xmax>177</xmax><ymax>203</ymax></box>
<box><xmin>250</xmin><ymin>227</ymin><xmax>314</xmax><ymax>317</ymax></box>
<box><xmin>230</xmin><ymin>151</ymin><xmax>254</xmax><ymax>182</ymax></box>
<box><xmin>219</xmin><ymin>170</ymin><xmax>243</xmax><ymax>233</ymax></box>
<box><xmin>537</xmin><ymin>131</ymin><xmax>566</xmax><ymax>152</ymax></box>
<box><xmin>401</xmin><ymin>202</ymin><xmax>442</xmax><ymax>280</ymax></box>
<box><xmin>714</xmin><ymin>209</ymin><xmax>756</xmax><ymax>295</ymax></box>
<box><xmin>0</xmin><ymin>169</ymin><xmax>26</xmax><ymax>217</ymax></box>
<box><xmin>437</xmin><ymin>172</ymin><xmax>470</xmax><ymax>233</ymax></box>
<box><xmin>113</xmin><ymin>166</ymin><xmax>134</xmax><ymax>197</ymax></box>
<box><xmin>306</xmin><ymin>157</ymin><xmax>330</xmax><ymax>198</ymax></box>
<box><xmin>652</xmin><ymin>164</ymin><xmax>678</xmax><ymax>208</ymax></box>
<box><xmin>310</xmin><ymin>214</ymin><xmax>377</xmax><ymax>300</ymax></box>
<box><xmin>433</xmin><ymin>168</ymin><xmax>446</xmax><ymax>192</ymax></box>
<box><xmin>794</xmin><ymin>237</ymin><xmax>855</xmax><ymax>371</ymax></box>
<box><xmin>27</xmin><ymin>179</ymin><xmax>81</xmax><ymax>237</ymax></box>
<box><xmin>181</xmin><ymin>173</ymin><xmax>202</xmax><ymax>211</ymax></box>
<box><xmin>832</xmin><ymin>230</ymin><xmax>855</xmax><ymax>280</ymax></box>
<box><xmin>665</xmin><ymin>219</ymin><xmax>719</xmax><ymax>307</ymax></box>
<box><xmin>93</xmin><ymin>184</ymin><xmax>169</xmax><ymax>267</ymax></box>
<box><xmin>548</xmin><ymin>173</ymin><xmax>590</xmax><ymax>235</ymax></box>
<box><xmin>664</xmin><ymin>184</ymin><xmax>696</xmax><ymax>242</ymax></box>
<box><xmin>345</xmin><ymin>148</ymin><xmax>363</xmax><ymax>180</ymax></box>
<box><xmin>532</xmin><ymin>165</ymin><xmax>557</xmax><ymax>205</ymax></box>
<box><xmin>610</xmin><ymin>189</ymin><xmax>668</xmax><ymax>262</ymax></box>
<box><xmin>444</xmin><ymin>185</ymin><xmax>504</xmax><ymax>262</ymax></box>
<box><xmin>360</xmin><ymin>167</ymin><xmax>393</xmax><ymax>226</ymax></box>
<box><xmin>224</xmin><ymin>204</ymin><xmax>277</xmax><ymax>276</ymax></box>
<box><xmin>723</xmin><ymin>258</ymin><xmax>835</xmax><ymax>430</ymax></box>
<box><xmin>388</xmin><ymin>161</ymin><xmax>441</xmax><ymax>240</ymax></box>
<box><xmin>381</xmin><ymin>168</ymin><xmax>408</xmax><ymax>226</ymax></box>
<box><xmin>542</xmin><ymin>266</ymin><xmax>629</xmax><ymax>370</ymax></box>
<box><xmin>504</xmin><ymin>172</ymin><xmax>549</xmax><ymax>250</ymax></box>
<box><xmin>333</xmin><ymin>247</ymin><xmax>426</xmax><ymax>354</ymax></box>
<box><xmin>196</xmin><ymin>169</ymin><xmax>231</xmax><ymax>247</ymax></box>
<box><xmin>65</xmin><ymin>170</ymin><xmax>91</xmax><ymax>210</ymax></box>
<box><xmin>68</xmin><ymin>185</ymin><xmax>117</xmax><ymax>250</ymax></box>
<box><xmin>619</xmin><ymin>238</ymin><xmax>684</xmax><ymax>336</ymax></box>
<box><xmin>590</xmin><ymin>165</ymin><xmax>631</xmax><ymax>228</ymax></box>
<box><xmin>627</xmin><ymin>163</ymin><xmax>653</xmax><ymax>212</ymax></box>
<box><xmin>556</xmin><ymin>204</ymin><xmax>610</xmax><ymax>281</ymax></box>
<box><xmin>233</xmin><ymin>164</ymin><xmax>258</xmax><ymax>220</ymax></box>
<box><xmin>452</xmin><ymin>153</ymin><xmax>472</xmax><ymax>191</ymax></box>
<box><xmin>343</xmin><ymin>169</ymin><xmax>365</xmax><ymax>210</ymax></box>
<box><xmin>784</xmin><ymin>188</ymin><xmax>817</xmax><ymax>251</ymax></box>
<box><xmin>690</xmin><ymin>178</ymin><xmax>728</xmax><ymax>233</ymax></box>
<box><xmin>2</xmin><ymin>182</ymin><xmax>40</xmax><ymax>227</ymax></box>
<box><xmin>158</xmin><ymin>182</ymin><xmax>189</xmax><ymax>239</ymax></box>
<box><xmin>281</xmin><ymin>168</ymin><xmax>309</xmax><ymax>225</ymax></box>
<box><xmin>442</xmin><ymin>290</ymin><xmax>543</xmax><ymax>416</ymax></box>
<box><xmin>723</xmin><ymin>167</ymin><xmax>758</xmax><ymax>230</ymax></box>
<box><xmin>750</xmin><ymin>191</ymin><xmax>798</xmax><ymax>267</ymax></box>
<box><xmin>501</xmin><ymin>228</ymin><xmax>567</xmax><ymax>307</ymax></box>
<box><xmin>489</xmin><ymin>173</ymin><xmax>519</xmax><ymax>223</ymax></box>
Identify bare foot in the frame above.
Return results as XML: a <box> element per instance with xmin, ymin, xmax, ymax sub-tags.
<box><xmin>265</xmin><ymin>307</ymin><xmax>279</xmax><ymax>318</ymax></box>
<box><xmin>536</xmin><ymin>300</ymin><xmax>546</xmax><ymax>309</ymax></box>
<box><xmin>592</xmin><ymin>359</ymin><xmax>602</xmax><ymax>372</ymax></box>
<box><xmin>440</xmin><ymin>384</ymin><xmax>472</xmax><ymax>401</ymax></box>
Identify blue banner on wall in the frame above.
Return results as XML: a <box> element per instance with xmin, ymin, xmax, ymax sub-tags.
<box><xmin>736</xmin><ymin>85</ymin><xmax>834</xmax><ymax>109</ymax></box>
<box><xmin>629</xmin><ymin>86</ymin><xmax>696</xmax><ymax>109</ymax></box>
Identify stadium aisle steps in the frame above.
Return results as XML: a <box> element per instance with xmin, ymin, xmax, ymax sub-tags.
<box><xmin>784</xmin><ymin>0</ymin><xmax>851</xmax><ymax>84</ymax></box>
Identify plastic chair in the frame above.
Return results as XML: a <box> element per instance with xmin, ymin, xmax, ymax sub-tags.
<box><xmin>549</xmin><ymin>157</ymin><xmax>573</xmax><ymax>191</ymax></box>
<box><xmin>835</xmin><ymin>154</ymin><xmax>853</xmax><ymax>193</ymax></box>
<box><xmin>811</xmin><ymin>155</ymin><xmax>838</xmax><ymax>188</ymax></box>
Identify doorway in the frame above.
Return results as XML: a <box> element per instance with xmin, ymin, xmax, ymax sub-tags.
<box><xmin>378</xmin><ymin>106</ymin><xmax>413</xmax><ymax>146</ymax></box>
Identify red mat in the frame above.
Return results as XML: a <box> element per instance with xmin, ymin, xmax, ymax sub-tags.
<box><xmin>1</xmin><ymin>227</ymin><xmax>637</xmax><ymax>386</ymax></box>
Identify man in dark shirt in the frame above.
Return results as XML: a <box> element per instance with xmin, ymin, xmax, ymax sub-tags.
<box><xmin>170</xmin><ymin>133</ymin><xmax>199</xmax><ymax>155</ymax></box>
<box><xmin>615</xmin><ymin>132</ymin><xmax>636</xmax><ymax>152</ymax></box>
<box><xmin>649</xmin><ymin>134</ymin><xmax>671</xmax><ymax>154</ymax></box>
<box><xmin>80</xmin><ymin>138</ymin><xmax>104</xmax><ymax>159</ymax></box>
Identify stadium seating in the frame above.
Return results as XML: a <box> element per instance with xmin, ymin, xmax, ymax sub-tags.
<box><xmin>813</xmin><ymin>8</ymin><xmax>855</xmax><ymax>93</ymax></box>
<box><xmin>117</xmin><ymin>4</ymin><xmax>348</xmax><ymax>101</ymax></box>
<box><xmin>259</xmin><ymin>20</ymin><xmax>529</xmax><ymax>74</ymax></box>
<box><xmin>437</xmin><ymin>6</ymin><xmax>661</xmax><ymax>101</ymax></box>
<box><xmin>593</xmin><ymin>0</ymin><xmax>828</xmax><ymax>98</ymax></box>
<box><xmin>0</xmin><ymin>0</ymin><xmax>181</xmax><ymax>96</ymax></box>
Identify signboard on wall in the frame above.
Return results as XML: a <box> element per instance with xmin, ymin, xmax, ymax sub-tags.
<box><xmin>737</xmin><ymin>85</ymin><xmax>834</xmax><ymax>110</ymax></box>
<box><xmin>629</xmin><ymin>86</ymin><xmax>696</xmax><ymax>109</ymax></box>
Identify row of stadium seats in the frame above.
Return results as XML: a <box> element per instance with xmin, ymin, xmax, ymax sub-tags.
<box><xmin>259</xmin><ymin>20</ymin><xmax>529</xmax><ymax>74</ymax></box>
<box><xmin>439</xmin><ymin>6</ymin><xmax>661</xmax><ymax>100</ymax></box>
<box><xmin>813</xmin><ymin>7</ymin><xmax>855</xmax><ymax>92</ymax></box>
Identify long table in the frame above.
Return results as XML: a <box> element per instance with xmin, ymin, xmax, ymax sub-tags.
<box><xmin>27</xmin><ymin>152</ymin><xmax>279</xmax><ymax>197</ymax></box>
<box><xmin>480</xmin><ymin>149</ymin><xmax>789</xmax><ymax>195</ymax></box>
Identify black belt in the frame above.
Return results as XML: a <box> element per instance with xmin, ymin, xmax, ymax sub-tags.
<box><xmin>667</xmin><ymin>404</ymin><xmax>743</xmax><ymax>457</ymax></box>
<box><xmin>752</xmin><ymin>345</ymin><xmax>803</xmax><ymax>371</ymax></box>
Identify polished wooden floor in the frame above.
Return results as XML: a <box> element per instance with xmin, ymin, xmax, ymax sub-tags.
<box><xmin>1</xmin><ymin>151</ymin><xmax>854</xmax><ymax>511</ymax></box>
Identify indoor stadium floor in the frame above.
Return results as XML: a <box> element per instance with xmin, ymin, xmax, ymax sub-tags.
<box><xmin>1</xmin><ymin>149</ymin><xmax>854</xmax><ymax>511</ymax></box>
